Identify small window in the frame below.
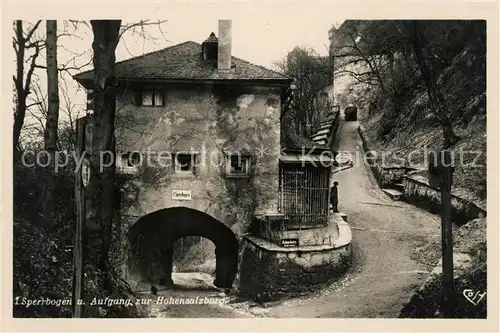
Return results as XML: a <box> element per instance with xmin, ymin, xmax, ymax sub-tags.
<box><xmin>173</xmin><ymin>153</ymin><xmax>197</xmax><ymax>174</ymax></box>
<box><xmin>226</xmin><ymin>153</ymin><xmax>251</xmax><ymax>178</ymax></box>
<box><xmin>124</xmin><ymin>153</ymin><xmax>141</xmax><ymax>167</ymax></box>
<box><xmin>118</xmin><ymin>152</ymin><xmax>141</xmax><ymax>174</ymax></box>
<box><xmin>142</xmin><ymin>91</ymin><xmax>163</xmax><ymax>106</ymax></box>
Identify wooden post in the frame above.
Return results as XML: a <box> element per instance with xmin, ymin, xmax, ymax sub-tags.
<box><xmin>440</xmin><ymin>149</ymin><xmax>455</xmax><ymax>318</ymax></box>
<box><xmin>72</xmin><ymin>117</ymin><xmax>86</xmax><ymax>318</ymax></box>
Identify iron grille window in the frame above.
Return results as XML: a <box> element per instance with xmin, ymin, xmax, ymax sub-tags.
<box><xmin>278</xmin><ymin>164</ymin><xmax>330</xmax><ymax>229</ymax></box>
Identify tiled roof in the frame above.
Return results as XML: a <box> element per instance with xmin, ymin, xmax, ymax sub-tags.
<box><xmin>73</xmin><ymin>41</ymin><xmax>291</xmax><ymax>84</ymax></box>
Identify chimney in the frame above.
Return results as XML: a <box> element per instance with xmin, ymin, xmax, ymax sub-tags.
<box><xmin>217</xmin><ymin>19</ymin><xmax>232</xmax><ymax>73</ymax></box>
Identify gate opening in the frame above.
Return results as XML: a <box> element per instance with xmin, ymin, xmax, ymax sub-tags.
<box><xmin>128</xmin><ymin>207</ymin><xmax>239</xmax><ymax>289</ymax></box>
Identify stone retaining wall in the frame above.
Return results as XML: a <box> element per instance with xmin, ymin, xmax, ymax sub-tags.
<box><xmin>238</xmin><ymin>218</ymin><xmax>352</xmax><ymax>302</ymax></box>
<box><xmin>358</xmin><ymin>125</ymin><xmax>486</xmax><ymax>226</ymax></box>
<box><xmin>402</xmin><ymin>175</ymin><xmax>486</xmax><ymax>226</ymax></box>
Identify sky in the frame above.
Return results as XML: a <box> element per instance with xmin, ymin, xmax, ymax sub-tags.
<box><xmin>62</xmin><ymin>4</ymin><xmax>344</xmax><ymax>70</ymax></box>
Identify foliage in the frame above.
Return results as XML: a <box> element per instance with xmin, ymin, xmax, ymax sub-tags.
<box><xmin>348</xmin><ymin>20</ymin><xmax>486</xmax><ymax>201</ymax></box>
<box><xmin>275</xmin><ymin>46</ymin><xmax>332</xmax><ymax>136</ymax></box>
<box><xmin>402</xmin><ymin>218</ymin><xmax>487</xmax><ymax>318</ymax></box>
<box><xmin>13</xmin><ymin>149</ymin><xmax>75</xmax><ymax>317</ymax></box>
<box><xmin>331</xmin><ymin>20</ymin><xmax>485</xmax><ymax>144</ymax></box>
<box><xmin>13</xmin><ymin>146</ymin><xmax>147</xmax><ymax>317</ymax></box>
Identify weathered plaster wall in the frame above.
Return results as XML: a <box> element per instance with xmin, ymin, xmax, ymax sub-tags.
<box><xmin>116</xmin><ymin>83</ymin><xmax>282</xmax><ymax>235</ymax></box>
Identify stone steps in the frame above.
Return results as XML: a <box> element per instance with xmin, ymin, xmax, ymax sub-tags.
<box><xmin>311</xmin><ymin>133</ymin><xmax>328</xmax><ymax>141</ymax></box>
<box><xmin>382</xmin><ymin>188</ymin><xmax>404</xmax><ymax>201</ymax></box>
<box><xmin>393</xmin><ymin>183</ymin><xmax>405</xmax><ymax>192</ymax></box>
<box><xmin>315</xmin><ymin>128</ymin><xmax>330</xmax><ymax>136</ymax></box>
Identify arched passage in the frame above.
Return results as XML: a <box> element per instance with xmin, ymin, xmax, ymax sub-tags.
<box><xmin>128</xmin><ymin>207</ymin><xmax>239</xmax><ymax>289</ymax></box>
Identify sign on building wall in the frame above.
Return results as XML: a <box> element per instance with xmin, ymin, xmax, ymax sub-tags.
<box><xmin>281</xmin><ymin>238</ymin><xmax>299</xmax><ymax>248</ymax></box>
<box><xmin>172</xmin><ymin>190</ymin><xmax>192</xmax><ymax>201</ymax></box>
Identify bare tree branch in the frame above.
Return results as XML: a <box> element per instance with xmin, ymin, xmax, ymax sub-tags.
<box><xmin>24</xmin><ymin>20</ymin><xmax>42</xmax><ymax>42</ymax></box>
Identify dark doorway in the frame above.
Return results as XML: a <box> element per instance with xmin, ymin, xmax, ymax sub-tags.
<box><xmin>128</xmin><ymin>207</ymin><xmax>239</xmax><ymax>289</ymax></box>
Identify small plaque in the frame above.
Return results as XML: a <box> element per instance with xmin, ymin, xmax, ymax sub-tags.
<box><xmin>172</xmin><ymin>190</ymin><xmax>192</xmax><ymax>201</ymax></box>
<box><xmin>281</xmin><ymin>238</ymin><xmax>299</xmax><ymax>248</ymax></box>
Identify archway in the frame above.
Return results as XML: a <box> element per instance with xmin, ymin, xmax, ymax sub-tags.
<box><xmin>128</xmin><ymin>207</ymin><xmax>239</xmax><ymax>289</ymax></box>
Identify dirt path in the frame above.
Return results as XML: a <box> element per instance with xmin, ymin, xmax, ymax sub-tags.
<box><xmin>137</xmin><ymin>273</ymin><xmax>253</xmax><ymax>318</ymax></box>
<box><xmin>262</xmin><ymin>119</ymin><xmax>441</xmax><ymax>318</ymax></box>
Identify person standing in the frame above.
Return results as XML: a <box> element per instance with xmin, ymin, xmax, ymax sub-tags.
<box><xmin>330</xmin><ymin>181</ymin><xmax>339</xmax><ymax>213</ymax></box>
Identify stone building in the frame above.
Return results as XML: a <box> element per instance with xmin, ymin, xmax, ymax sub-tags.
<box><xmin>74</xmin><ymin>20</ymin><xmax>293</xmax><ymax>289</ymax></box>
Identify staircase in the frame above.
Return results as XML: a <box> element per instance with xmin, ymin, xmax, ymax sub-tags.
<box><xmin>381</xmin><ymin>183</ymin><xmax>405</xmax><ymax>201</ymax></box>
<box><xmin>310</xmin><ymin>111</ymin><xmax>338</xmax><ymax>147</ymax></box>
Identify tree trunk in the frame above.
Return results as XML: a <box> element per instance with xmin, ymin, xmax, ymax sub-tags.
<box><xmin>42</xmin><ymin>20</ymin><xmax>60</xmax><ymax>226</ymax></box>
<box><xmin>409</xmin><ymin>21</ymin><xmax>460</xmax><ymax>148</ymax></box>
<box><xmin>13</xmin><ymin>21</ymin><xmax>26</xmax><ymax>156</ymax></box>
<box><xmin>13</xmin><ymin>20</ymin><xmax>41</xmax><ymax>157</ymax></box>
<box><xmin>86</xmin><ymin>20</ymin><xmax>121</xmax><ymax>286</ymax></box>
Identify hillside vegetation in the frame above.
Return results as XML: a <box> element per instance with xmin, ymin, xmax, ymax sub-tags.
<box><xmin>334</xmin><ymin>20</ymin><xmax>486</xmax><ymax>206</ymax></box>
<box><xmin>332</xmin><ymin>20</ymin><xmax>487</xmax><ymax>318</ymax></box>
<box><xmin>13</xmin><ymin>155</ymin><xmax>147</xmax><ymax>318</ymax></box>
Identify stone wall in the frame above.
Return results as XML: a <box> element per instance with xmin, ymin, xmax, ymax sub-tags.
<box><xmin>358</xmin><ymin>124</ymin><xmax>486</xmax><ymax>226</ymax></box>
<box><xmin>113</xmin><ymin>83</ymin><xmax>283</xmax><ymax>280</ymax></box>
<box><xmin>327</xmin><ymin>109</ymin><xmax>341</xmax><ymax>149</ymax></box>
<box><xmin>238</xmin><ymin>218</ymin><xmax>352</xmax><ymax>302</ymax></box>
<box><xmin>402</xmin><ymin>175</ymin><xmax>486</xmax><ymax>227</ymax></box>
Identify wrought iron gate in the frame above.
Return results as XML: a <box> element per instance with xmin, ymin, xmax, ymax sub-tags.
<box><xmin>278</xmin><ymin>164</ymin><xmax>330</xmax><ymax>229</ymax></box>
